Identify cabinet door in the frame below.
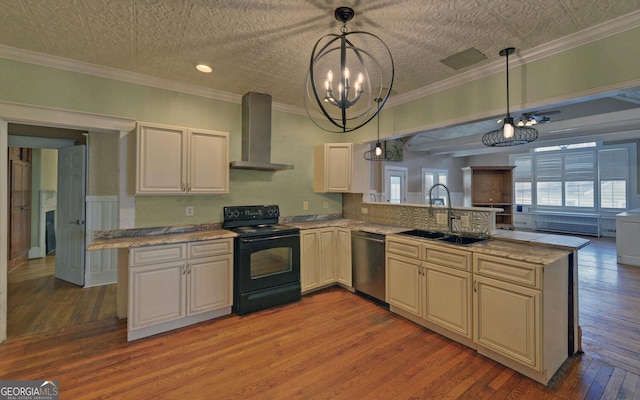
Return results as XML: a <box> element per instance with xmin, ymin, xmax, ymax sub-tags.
<box><xmin>129</xmin><ymin>261</ymin><xmax>186</xmax><ymax>330</ymax></box>
<box><xmin>137</xmin><ymin>123</ymin><xmax>186</xmax><ymax>194</ymax></box>
<box><xmin>314</xmin><ymin>143</ymin><xmax>352</xmax><ymax>192</ymax></box>
<box><xmin>318</xmin><ymin>228</ymin><xmax>336</xmax><ymax>285</ymax></box>
<box><xmin>336</xmin><ymin>228</ymin><xmax>352</xmax><ymax>287</ymax></box>
<box><xmin>424</xmin><ymin>264</ymin><xmax>472</xmax><ymax>338</ymax></box>
<box><xmin>386</xmin><ymin>253</ymin><xmax>421</xmax><ymax>316</ymax></box>
<box><xmin>474</xmin><ymin>275</ymin><xmax>542</xmax><ymax>371</ymax></box>
<box><xmin>187</xmin><ymin>254</ymin><xmax>233</xmax><ymax>315</ymax></box>
<box><xmin>187</xmin><ymin>129</ymin><xmax>229</xmax><ymax>194</ymax></box>
<box><xmin>300</xmin><ymin>230</ymin><xmax>319</xmax><ymax>292</ymax></box>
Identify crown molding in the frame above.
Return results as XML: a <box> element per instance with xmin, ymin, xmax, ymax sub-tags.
<box><xmin>388</xmin><ymin>10</ymin><xmax>640</xmax><ymax>108</ymax></box>
<box><xmin>0</xmin><ymin>9</ymin><xmax>639</xmax><ymax>116</ymax></box>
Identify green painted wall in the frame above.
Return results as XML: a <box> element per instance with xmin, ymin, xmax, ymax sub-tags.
<box><xmin>2</xmin><ymin>25</ymin><xmax>640</xmax><ymax>227</ymax></box>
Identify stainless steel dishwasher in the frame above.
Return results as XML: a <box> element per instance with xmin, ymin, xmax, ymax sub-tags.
<box><xmin>351</xmin><ymin>230</ymin><xmax>386</xmax><ymax>303</ymax></box>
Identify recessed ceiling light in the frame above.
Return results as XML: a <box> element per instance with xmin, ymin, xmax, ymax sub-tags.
<box><xmin>196</xmin><ymin>64</ymin><xmax>212</xmax><ymax>73</ymax></box>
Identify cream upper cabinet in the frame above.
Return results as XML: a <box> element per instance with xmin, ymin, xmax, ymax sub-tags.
<box><xmin>314</xmin><ymin>143</ymin><xmax>353</xmax><ymax>192</ymax></box>
<box><xmin>314</xmin><ymin>143</ymin><xmax>369</xmax><ymax>193</ymax></box>
<box><xmin>136</xmin><ymin>122</ymin><xmax>229</xmax><ymax>195</ymax></box>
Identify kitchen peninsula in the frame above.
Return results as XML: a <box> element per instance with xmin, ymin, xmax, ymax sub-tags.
<box><xmin>88</xmin><ymin>204</ymin><xmax>589</xmax><ymax>385</ymax></box>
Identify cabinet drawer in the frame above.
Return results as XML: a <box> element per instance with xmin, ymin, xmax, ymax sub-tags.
<box><xmin>473</xmin><ymin>254</ymin><xmax>541</xmax><ymax>289</ymax></box>
<box><xmin>130</xmin><ymin>244</ymin><xmax>186</xmax><ymax>266</ymax></box>
<box><xmin>188</xmin><ymin>238</ymin><xmax>233</xmax><ymax>258</ymax></box>
<box><xmin>423</xmin><ymin>244</ymin><xmax>471</xmax><ymax>271</ymax></box>
<box><xmin>386</xmin><ymin>236</ymin><xmax>421</xmax><ymax>259</ymax></box>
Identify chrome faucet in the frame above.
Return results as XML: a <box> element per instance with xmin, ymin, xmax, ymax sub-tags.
<box><xmin>429</xmin><ymin>183</ymin><xmax>454</xmax><ymax>235</ymax></box>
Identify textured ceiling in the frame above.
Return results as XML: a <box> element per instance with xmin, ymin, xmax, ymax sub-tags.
<box><xmin>1</xmin><ymin>0</ymin><xmax>639</xmax><ymax>108</ymax></box>
<box><xmin>1</xmin><ymin>0</ymin><xmax>640</xmax><ymax>154</ymax></box>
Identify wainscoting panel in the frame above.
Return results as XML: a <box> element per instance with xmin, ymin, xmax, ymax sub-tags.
<box><xmin>85</xmin><ymin>195</ymin><xmax>118</xmax><ymax>287</ymax></box>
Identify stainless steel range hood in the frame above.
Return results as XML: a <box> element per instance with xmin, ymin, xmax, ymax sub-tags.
<box><xmin>230</xmin><ymin>92</ymin><xmax>294</xmax><ymax>171</ymax></box>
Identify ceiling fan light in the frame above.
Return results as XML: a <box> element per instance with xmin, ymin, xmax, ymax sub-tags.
<box><xmin>517</xmin><ymin>120</ymin><xmax>524</xmax><ymax>127</ymax></box>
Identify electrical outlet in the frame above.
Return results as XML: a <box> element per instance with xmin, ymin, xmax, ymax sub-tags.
<box><xmin>436</xmin><ymin>213</ymin><xmax>447</xmax><ymax>225</ymax></box>
<box><xmin>185</xmin><ymin>206</ymin><xmax>194</xmax><ymax>217</ymax></box>
<box><xmin>361</xmin><ymin>207</ymin><xmax>368</xmax><ymax>214</ymax></box>
<box><xmin>323</xmin><ymin>201</ymin><xmax>329</xmax><ymax>209</ymax></box>
<box><xmin>461</xmin><ymin>215</ymin><xmax>470</xmax><ymax>228</ymax></box>
<box><xmin>303</xmin><ymin>201</ymin><xmax>309</xmax><ymax>210</ymax></box>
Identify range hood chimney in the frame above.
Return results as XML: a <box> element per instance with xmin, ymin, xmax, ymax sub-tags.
<box><xmin>230</xmin><ymin>92</ymin><xmax>294</xmax><ymax>171</ymax></box>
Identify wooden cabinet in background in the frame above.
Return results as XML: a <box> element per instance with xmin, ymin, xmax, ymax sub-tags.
<box><xmin>136</xmin><ymin>122</ymin><xmax>229</xmax><ymax>195</ymax></box>
<box><xmin>462</xmin><ymin>166</ymin><xmax>515</xmax><ymax>229</ymax></box>
<box><xmin>8</xmin><ymin>147</ymin><xmax>32</xmax><ymax>267</ymax></box>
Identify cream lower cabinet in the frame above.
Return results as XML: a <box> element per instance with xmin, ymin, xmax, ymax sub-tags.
<box><xmin>136</xmin><ymin>122</ymin><xmax>229</xmax><ymax>195</ymax></box>
<box><xmin>336</xmin><ymin>228</ymin><xmax>352</xmax><ymax>287</ymax></box>
<box><xmin>422</xmin><ymin>243</ymin><xmax>472</xmax><ymax>340</ymax></box>
<box><xmin>387</xmin><ymin>235</ymin><xmax>472</xmax><ymax>342</ymax></box>
<box><xmin>301</xmin><ymin>227</ymin><xmax>353</xmax><ymax>294</ymax></box>
<box><xmin>300</xmin><ymin>228</ymin><xmax>336</xmax><ymax>292</ymax></box>
<box><xmin>473</xmin><ymin>253</ymin><xmax>568</xmax><ymax>385</ymax></box>
<box><xmin>128</xmin><ymin>238</ymin><xmax>233</xmax><ymax>341</ymax></box>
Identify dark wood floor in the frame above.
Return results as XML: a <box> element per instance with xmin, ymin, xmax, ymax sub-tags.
<box><xmin>1</xmin><ymin>237</ymin><xmax>639</xmax><ymax>399</ymax></box>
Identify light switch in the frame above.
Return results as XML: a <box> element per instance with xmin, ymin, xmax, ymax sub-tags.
<box><xmin>461</xmin><ymin>215</ymin><xmax>470</xmax><ymax>228</ymax></box>
<box><xmin>436</xmin><ymin>213</ymin><xmax>447</xmax><ymax>225</ymax></box>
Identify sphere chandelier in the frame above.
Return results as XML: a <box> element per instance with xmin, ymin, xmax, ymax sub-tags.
<box><xmin>305</xmin><ymin>6</ymin><xmax>394</xmax><ymax>133</ymax></box>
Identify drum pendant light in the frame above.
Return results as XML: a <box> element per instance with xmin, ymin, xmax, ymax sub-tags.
<box><xmin>482</xmin><ymin>48</ymin><xmax>538</xmax><ymax>147</ymax></box>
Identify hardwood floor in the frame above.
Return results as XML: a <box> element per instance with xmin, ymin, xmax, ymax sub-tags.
<box><xmin>1</xmin><ymin>237</ymin><xmax>639</xmax><ymax>399</ymax></box>
<box><xmin>6</xmin><ymin>256</ymin><xmax>117</xmax><ymax>337</ymax></box>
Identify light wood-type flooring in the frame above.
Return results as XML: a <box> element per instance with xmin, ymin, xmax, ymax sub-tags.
<box><xmin>1</xmin><ymin>236</ymin><xmax>639</xmax><ymax>399</ymax></box>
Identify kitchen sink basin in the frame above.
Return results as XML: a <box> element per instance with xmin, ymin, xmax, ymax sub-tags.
<box><xmin>437</xmin><ymin>235</ymin><xmax>491</xmax><ymax>246</ymax></box>
<box><xmin>397</xmin><ymin>229</ymin><xmax>447</xmax><ymax>239</ymax></box>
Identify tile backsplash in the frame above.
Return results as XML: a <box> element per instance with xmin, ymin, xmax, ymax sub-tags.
<box><xmin>343</xmin><ymin>193</ymin><xmax>496</xmax><ymax>235</ymax></box>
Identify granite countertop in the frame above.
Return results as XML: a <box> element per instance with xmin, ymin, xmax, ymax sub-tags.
<box><xmin>286</xmin><ymin>218</ymin><xmax>407</xmax><ymax>235</ymax></box>
<box><xmin>490</xmin><ymin>229</ymin><xmax>591</xmax><ymax>250</ymax></box>
<box><xmin>87</xmin><ymin>229</ymin><xmax>236</xmax><ymax>250</ymax></box>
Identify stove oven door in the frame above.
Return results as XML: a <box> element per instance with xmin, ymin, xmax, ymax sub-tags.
<box><xmin>235</xmin><ymin>232</ymin><xmax>300</xmax><ymax>294</ymax></box>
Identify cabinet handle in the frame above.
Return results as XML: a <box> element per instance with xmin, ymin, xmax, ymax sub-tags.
<box><xmin>182</xmin><ymin>183</ymin><xmax>187</xmax><ymax>192</ymax></box>
<box><xmin>473</xmin><ymin>280</ymin><xmax>477</xmax><ymax>292</ymax></box>
<box><xmin>187</xmin><ymin>264</ymin><xmax>191</xmax><ymax>274</ymax></box>
<box><xmin>182</xmin><ymin>264</ymin><xmax>187</xmax><ymax>275</ymax></box>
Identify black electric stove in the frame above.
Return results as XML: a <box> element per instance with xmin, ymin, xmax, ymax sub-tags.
<box><xmin>223</xmin><ymin>205</ymin><xmax>301</xmax><ymax>315</ymax></box>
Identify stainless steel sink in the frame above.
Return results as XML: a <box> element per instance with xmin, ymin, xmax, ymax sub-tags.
<box><xmin>397</xmin><ymin>230</ymin><xmax>490</xmax><ymax>246</ymax></box>
<box><xmin>437</xmin><ymin>235</ymin><xmax>491</xmax><ymax>246</ymax></box>
<box><xmin>397</xmin><ymin>229</ymin><xmax>447</xmax><ymax>239</ymax></box>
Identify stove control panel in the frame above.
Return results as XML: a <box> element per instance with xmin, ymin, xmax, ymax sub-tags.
<box><xmin>223</xmin><ymin>205</ymin><xmax>280</xmax><ymax>224</ymax></box>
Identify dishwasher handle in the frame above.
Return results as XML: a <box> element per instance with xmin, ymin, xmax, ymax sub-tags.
<box><xmin>351</xmin><ymin>231</ymin><xmax>385</xmax><ymax>243</ymax></box>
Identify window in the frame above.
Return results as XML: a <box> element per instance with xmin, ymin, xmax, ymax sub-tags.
<box><xmin>599</xmin><ymin>148</ymin><xmax>628</xmax><ymax>209</ymax></box>
<box><xmin>514</xmin><ymin>156</ymin><xmax>532</xmax><ymax>205</ymax></box>
<box><xmin>510</xmin><ymin>143</ymin><xmax>631</xmax><ymax>212</ymax></box>
<box><xmin>422</xmin><ymin>168</ymin><xmax>448</xmax><ymax>205</ymax></box>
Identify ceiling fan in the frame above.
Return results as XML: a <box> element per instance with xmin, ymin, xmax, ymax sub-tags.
<box><xmin>516</xmin><ymin>110</ymin><xmax>561</xmax><ymax>126</ymax></box>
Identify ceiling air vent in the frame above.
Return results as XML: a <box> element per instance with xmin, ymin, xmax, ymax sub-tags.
<box><xmin>440</xmin><ymin>47</ymin><xmax>487</xmax><ymax>70</ymax></box>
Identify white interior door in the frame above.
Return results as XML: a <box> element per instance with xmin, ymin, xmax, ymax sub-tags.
<box><xmin>384</xmin><ymin>166</ymin><xmax>408</xmax><ymax>204</ymax></box>
<box><xmin>56</xmin><ymin>145</ymin><xmax>86</xmax><ymax>286</ymax></box>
